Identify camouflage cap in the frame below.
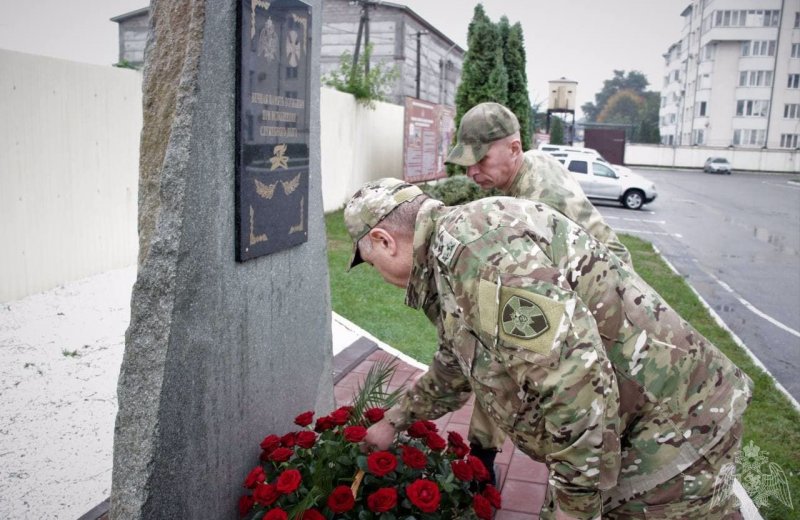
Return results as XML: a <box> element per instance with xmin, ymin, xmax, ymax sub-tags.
<box><xmin>446</xmin><ymin>102</ymin><xmax>520</xmax><ymax>166</ymax></box>
<box><xmin>344</xmin><ymin>178</ymin><xmax>424</xmax><ymax>270</ymax></box>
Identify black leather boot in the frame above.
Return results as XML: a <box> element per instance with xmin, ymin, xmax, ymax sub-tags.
<box><xmin>469</xmin><ymin>442</ymin><xmax>498</xmax><ymax>489</ymax></box>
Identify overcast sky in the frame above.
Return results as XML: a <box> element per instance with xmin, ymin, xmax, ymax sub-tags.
<box><xmin>0</xmin><ymin>0</ymin><xmax>689</xmax><ymax>116</ymax></box>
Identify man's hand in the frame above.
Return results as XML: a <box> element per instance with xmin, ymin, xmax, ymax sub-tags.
<box><xmin>362</xmin><ymin>418</ymin><xmax>397</xmax><ymax>451</ymax></box>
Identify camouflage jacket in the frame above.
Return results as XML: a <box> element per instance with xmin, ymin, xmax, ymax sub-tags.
<box><xmin>386</xmin><ymin>197</ymin><xmax>752</xmax><ymax>518</ymax></box>
<box><xmin>506</xmin><ymin>151</ymin><xmax>632</xmax><ymax>266</ymax></box>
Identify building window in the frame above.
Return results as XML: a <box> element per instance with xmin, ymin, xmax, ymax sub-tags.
<box><xmin>779</xmin><ymin>134</ymin><xmax>799</xmax><ymax>148</ymax></box>
<box><xmin>661</xmin><ymin>96</ymin><xmax>667</xmax><ymax>108</ymax></box>
<box><xmin>792</xmin><ymin>44</ymin><xmax>800</xmax><ymax>58</ymax></box>
<box><xmin>741</xmin><ymin>40</ymin><xmax>776</xmax><ymax>57</ymax></box>
<box><xmin>696</xmin><ymin>101</ymin><xmax>707</xmax><ymax>116</ymax></box>
<box><xmin>785</xmin><ymin>104</ymin><xmax>800</xmax><ymax>118</ymax></box>
<box><xmin>733</xmin><ymin>129</ymin><xmax>766</xmax><ymax>146</ymax></box>
<box><xmin>713</xmin><ymin>10</ymin><xmax>780</xmax><ymax>27</ymax></box>
<box><xmin>692</xmin><ymin>129</ymin><xmax>705</xmax><ymax>145</ymax></box>
<box><xmin>795</xmin><ymin>11</ymin><xmax>800</xmax><ymax>28</ymax></box>
<box><xmin>789</xmin><ymin>74</ymin><xmax>800</xmax><ymax>89</ymax></box>
<box><xmin>736</xmin><ymin>100</ymin><xmax>770</xmax><ymax>117</ymax></box>
<box><xmin>738</xmin><ymin>70</ymin><xmax>773</xmax><ymax>87</ymax></box>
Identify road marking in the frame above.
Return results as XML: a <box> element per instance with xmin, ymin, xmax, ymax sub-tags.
<box><xmin>615</xmin><ymin>227</ymin><xmax>682</xmax><ymax>238</ymax></box>
<box><xmin>700</xmin><ymin>263</ymin><xmax>800</xmax><ymax>339</ymax></box>
<box><xmin>652</xmin><ymin>249</ymin><xmax>800</xmax><ymax>413</ymax></box>
<box><xmin>604</xmin><ymin>216</ymin><xmax>666</xmax><ymax>224</ymax></box>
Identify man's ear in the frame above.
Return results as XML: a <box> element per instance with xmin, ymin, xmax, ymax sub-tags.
<box><xmin>509</xmin><ymin>137</ymin><xmax>523</xmax><ymax>156</ymax></box>
<box><xmin>368</xmin><ymin>228</ymin><xmax>397</xmax><ymax>254</ymax></box>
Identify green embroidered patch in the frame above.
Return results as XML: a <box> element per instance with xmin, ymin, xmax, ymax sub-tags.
<box><xmin>501</xmin><ymin>295</ymin><xmax>549</xmax><ymax>339</ymax></box>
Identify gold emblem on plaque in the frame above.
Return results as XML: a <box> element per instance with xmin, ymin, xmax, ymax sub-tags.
<box><xmin>269</xmin><ymin>144</ymin><xmax>289</xmax><ymax>170</ymax></box>
<box><xmin>250</xmin><ymin>0</ymin><xmax>271</xmax><ymax>40</ymax></box>
<box><xmin>254</xmin><ymin>178</ymin><xmax>277</xmax><ymax>199</ymax></box>
<box><xmin>249</xmin><ymin>205</ymin><xmax>268</xmax><ymax>245</ymax></box>
<box><xmin>289</xmin><ymin>197</ymin><xmax>305</xmax><ymax>234</ymax></box>
<box><xmin>290</xmin><ymin>14</ymin><xmax>308</xmax><ymax>54</ymax></box>
<box><xmin>286</xmin><ymin>30</ymin><xmax>301</xmax><ymax>67</ymax></box>
<box><xmin>281</xmin><ymin>173</ymin><xmax>300</xmax><ymax>195</ymax></box>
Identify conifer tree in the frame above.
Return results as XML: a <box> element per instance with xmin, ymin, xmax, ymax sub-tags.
<box><xmin>549</xmin><ymin>116</ymin><xmax>565</xmax><ymax>145</ymax></box>
<box><xmin>454</xmin><ymin>5</ymin><xmax>508</xmax><ymax>128</ymax></box>
<box><xmin>503</xmin><ymin>21</ymin><xmax>531</xmax><ymax>150</ymax></box>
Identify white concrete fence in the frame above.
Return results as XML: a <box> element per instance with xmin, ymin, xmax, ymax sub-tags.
<box><xmin>1</xmin><ymin>50</ymin><xmax>797</xmax><ymax>301</ymax></box>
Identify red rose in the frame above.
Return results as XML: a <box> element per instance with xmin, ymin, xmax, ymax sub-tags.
<box><xmin>253</xmin><ymin>483</ymin><xmax>280</xmax><ymax>506</ymax></box>
<box><xmin>405</xmin><ymin>478</ymin><xmax>441</xmax><ymax>513</ymax></box>
<box><xmin>327</xmin><ymin>485</ymin><xmax>355</xmax><ymax>513</ymax></box>
<box><xmin>483</xmin><ymin>484</ymin><xmax>502</xmax><ymax>509</ymax></box>
<box><xmin>314</xmin><ymin>416</ymin><xmax>333</xmax><ymax>432</ymax></box>
<box><xmin>329</xmin><ymin>407</ymin><xmax>350</xmax><ymax>425</ymax></box>
<box><xmin>407</xmin><ymin>421</ymin><xmax>430</xmax><ymax>438</ymax></box>
<box><xmin>264</xmin><ymin>508</ymin><xmax>288</xmax><ymax>520</ymax></box>
<box><xmin>473</xmin><ymin>494</ymin><xmax>493</xmax><ymax>520</ymax></box>
<box><xmin>367</xmin><ymin>451</ymin><xmax>398</xmax><ymax>476</ymax></box>
<box><xmin>294</xmin><ymin>410</ymin><xmax>314</xmax><ymax>427</ymax></box>
<box><xmin>280</xmin><ymin>432</ymin><xmax>296</xmax><ymax>448</ymax></box>
<box><xmin>364</xmin><ymin>407</ymin><xmax>385</xmax><ymax>423</ymax></box>
<box><xmin>400</xmin><ymin>445</ymin><xmax>428</xmax><ymax>470</ymax></box>
<box><xmin>421</xmin><ymin>420</ymin><xmax>438</xmax><ymax>432</ymax></box>
<box><xmin>425</xmin><ymin>431</ymin><xmax>447</xmax><ymax>451</ymax></box>
<box><xmin>468</xmin><ymin>455</ymin><xmax>490</xmax><ymax>482</ymax></box>
<box><xmin>301</xmin><ymin>510</ymin><xmax>325</xmax><ymax>520</ymax></box>
<box><xmin>295</xmin><ymin>430</ymin><xmax>317</xmax><ymax>449</ymax></box>
<box><xmin>276</xmin><ymin>469</ymin><xmax>302</xmax><ymax>494</ymax></box>
<box><xmin>260</xmin><ymin>434</ymin><xmax>281</xmax><ymax>452</ymax></box>
<box><xmin>343</xmin><ymin>425</ymin><xmax>368</xmax><ymax>442</ymax></box>
<box><xmin>243</xmin><ymin>466</ymin><xmax>265</xmax><ymax>489</ymax></box>
<box><xmin>269</xmin><ymin>447</ymin><xmax>294</xmax><ymax>463</ymax></box>
<box><xmin>238</xmin><ymin>495</ymin><xmax>254</xmax><ymax>517</ymax></box>
<box><xmin>367</xmin><ymin>487</ymin><xmax>398</xmax><ymax>513</ymax></box>
<box><xmin>447</xmin><ymin>431</ymin><xmax>470</xmax><ymax>458</ymax></box>
<box><xmin>451</xmin><ymin>460</ymin><xmax>474</xmax><ymax>481</ymax></box>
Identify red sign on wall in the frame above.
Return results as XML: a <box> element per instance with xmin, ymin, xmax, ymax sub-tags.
<box><xmin>402</xmin><ymin>98</ymin><xmax>454</xmax><ymax>183</ymax></box>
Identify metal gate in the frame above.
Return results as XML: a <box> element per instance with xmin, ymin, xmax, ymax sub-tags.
<box><xmin>585</xmin><ymin>128</ymin><xmax>626</xmax><ymax>165</ymax></box>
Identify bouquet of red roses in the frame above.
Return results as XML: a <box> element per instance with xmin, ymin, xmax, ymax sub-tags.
<box><xmin>238</xmin><ymin>363</ymin><xmax>501</xmax><ymax>520</ymax></box>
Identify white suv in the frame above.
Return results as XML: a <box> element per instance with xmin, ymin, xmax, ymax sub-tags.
<box><xmin>555</xmin><ymin>155</ymin><xmax>657</xmax><ymax>210</ymax></box>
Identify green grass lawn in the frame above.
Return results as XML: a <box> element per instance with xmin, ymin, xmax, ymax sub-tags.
<box><xmin>325</xmin><ymin>210</ymin><xmax>799</xmax><ymax>519</ymax></box>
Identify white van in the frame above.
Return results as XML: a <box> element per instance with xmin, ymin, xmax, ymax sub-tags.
<box><xmin>538</xmin><ymin>143</ymin><xmax>634</xmax><ymax>176</ymax></box>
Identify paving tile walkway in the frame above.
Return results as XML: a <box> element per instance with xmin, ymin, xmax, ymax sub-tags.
<box><xmin>334</xmin><ymin>345</ymin><xmax>548</xmax><ymax>519</ymax></box>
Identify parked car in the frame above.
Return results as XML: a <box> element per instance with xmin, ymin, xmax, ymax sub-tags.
<box><xmin>539</xmin><ymin>144</ymin><xmax>634</xmax><ymax>176</ymax></box>
<box><xmin>555</xmin><ymin>155</ymin><xmax>657</xmax><ymax>210</ymax></box>
<box><xmin>703</xmin><ymin>157</ymin><xmax>732</xmax><ymax>174</ymax></box>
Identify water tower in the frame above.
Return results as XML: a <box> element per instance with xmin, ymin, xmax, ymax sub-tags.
<box><xmin>547</xmin><ymin>77</ymin><xmax>577</xmax><ymax>144</ymax></box>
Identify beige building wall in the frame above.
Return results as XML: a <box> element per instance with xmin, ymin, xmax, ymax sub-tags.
<box><xmin>0</xmin><ymin>50</ymin><xmax>142</xmax><ymax>302</ymax></box>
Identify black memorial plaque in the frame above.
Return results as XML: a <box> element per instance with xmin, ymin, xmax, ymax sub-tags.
<box><xmin>236</xmin><ymin>0</ymin><xmax>312</xmax><ymax>261</ymax></box>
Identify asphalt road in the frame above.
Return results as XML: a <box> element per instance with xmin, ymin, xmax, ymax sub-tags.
<box><xmin>593</xmin><ymin>167</ymin><xmax>800</xmax><ymax>405</ymax></box>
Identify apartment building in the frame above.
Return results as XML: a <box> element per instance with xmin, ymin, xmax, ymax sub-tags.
<box><xmin>659</xmin><ymin>0</ymin><xmax>800</xmax><ymax>149</ymax></box>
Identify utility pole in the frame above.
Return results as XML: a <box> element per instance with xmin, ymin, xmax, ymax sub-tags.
<box><xmin>415</xmin><ymin>31</ymin><xmax>427</xmax><ymax>99</ymax></box>
<box><xmin>351</xmin><ymin>1</ymin><xmax>374</xmax><ymax>79</ymax></box>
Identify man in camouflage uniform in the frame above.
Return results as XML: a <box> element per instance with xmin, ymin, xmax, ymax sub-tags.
<box><xmin>446</xmin><ymin>102</ymin><xmax>633</xmax><ymax>480</ymax></box>
<box><xmin>347</xmin><ymin>178</ymin><xmax>751</xmax><ymax>519</ymax></box>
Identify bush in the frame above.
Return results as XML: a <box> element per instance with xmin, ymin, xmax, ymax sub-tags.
<box><xmin>420</xmin><ymin>176</ymin><xmax>501</xmax><ymax>206</ymax></box>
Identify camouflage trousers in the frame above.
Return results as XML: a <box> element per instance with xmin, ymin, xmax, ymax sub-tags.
<box><xmin>539</xmin><ymin>421</ymin><xmax>745</xmax><ymax>519</ymax></box>
<box><xmin>467</xmin><ymin>402</ymin><xmax>506</xmax><ymax>449</ymax></box>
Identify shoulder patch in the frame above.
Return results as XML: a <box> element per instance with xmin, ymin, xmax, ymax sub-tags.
<box><xmin>497</xmin><ymin>286</ymin><xmax>566</xmax><ymax>355</ymax></box>
<box><xmin>433</xmin><ymin>226</ymin><xmax>463</xmax><ymax>267</ymax></box>
<box><xmin>501</xmin><ymin>295</ymin><xmax>549</xmax><ymax>339</ymax></box>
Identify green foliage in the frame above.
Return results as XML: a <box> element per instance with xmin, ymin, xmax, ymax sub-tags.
<box><xmin>323</xmin><ymin>44</ymin><xmax>398</xmax><ymax>108</ymax></box>
<box><xmin>348</xmin><ymin>359</ymin><xmax>404</xmax><ymax>425</ymax></box>
<box><xmin>581</xmin><ymin>70</ymin><xmax>649</xmax><ymax>122</ymax></box>
<box><xmin>455</xmin><ymin>5</ymin><xmax>508</xmax><ymax>127</ymax></box>
<box><xmin>419</xmin><ymin>175</ymin><xmax>500</xmax><ymax>206</ymax></box>
<box><xmin>549</xmin><ymin>116</ymin><xmax>565</xmax><ymax>145</ymax></box>
<box><xmin>112</xmin><ymin>59</ymin><xmax>138</xmax><ymax>70</ymax></box>
<box><xmin>503</xmin><ymin>22</ymin><xmax>531</xmax><ymax>150</ymax></box>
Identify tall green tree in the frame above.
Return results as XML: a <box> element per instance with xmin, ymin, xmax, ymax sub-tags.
<box><xmin>454</xmin><ymin>4</ymin><xmax>508</xmax><ymax>128</ymax></box>
<box><xmin>581</xmin><ymin>70</ymin><xmax>649</xmax><ymax>122</ymax></box>
<box><xmin>549</xmin><ymin>116</ymin><xmax>565</xmax><ymax>145</ymax></box>
<box><xmin>502</xmin><ymin>20</ymin><xmax>531</xmax><ymax>150</ymax></box>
